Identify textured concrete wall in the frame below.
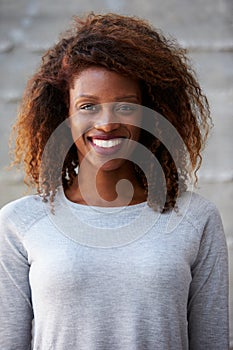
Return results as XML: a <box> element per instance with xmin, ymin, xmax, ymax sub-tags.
<box><xmin>0</xmin><ymin>0</ymin><xmax>232</xmax><ymax>346</ymax></box>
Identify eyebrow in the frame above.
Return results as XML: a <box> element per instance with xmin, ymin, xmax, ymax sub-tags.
<box><xmin>75</xmin><ymin>94</ymin><xmax>141</xmax><ymax>101</ymax></box>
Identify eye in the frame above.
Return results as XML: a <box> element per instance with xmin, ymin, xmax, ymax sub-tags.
<box><xmin>114</xmin><ymin>103</ymin><xmax>139</xmax><ymax>114</ymax></box>
<box><xmin>79</xmin><ymin>103</ymin><xmax>99</xmax><ymax>112</ymax></box>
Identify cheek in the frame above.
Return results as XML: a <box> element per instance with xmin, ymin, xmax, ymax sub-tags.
<box><xmin>130</xmin><ymin>126</ymin><xmax>141</xmax><ymax>142</ymax></box>
<box><xmin>69</xmin><ymin>115</ymin><xmax>90</xmax><ymax>143</ymax></box>
<box><xmin>127</xmin><ymin>112</ymin><xmax>142</xmax><ymax>141</ymax></box>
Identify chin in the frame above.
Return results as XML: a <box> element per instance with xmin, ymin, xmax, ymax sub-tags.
<box><xmin>87</xmin><ymin>156</ymin><xmax>131</xmax><ymax>173</ymax></box>
<box><xmin>97</xmin><ymin>159</ymin><xmax>126</xmax><ymax>172</ymax></box>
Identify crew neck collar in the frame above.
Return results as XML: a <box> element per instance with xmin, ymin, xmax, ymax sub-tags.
<box><xmin>43</xmin><ymin>186</ymin><xmax>160</xmax><ymax>248</ymax></box>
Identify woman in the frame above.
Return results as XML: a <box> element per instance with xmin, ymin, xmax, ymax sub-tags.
<box><xmin>0</xmin><ymin>13</ymin><xmax>229</xmax><ymax>349</ymax></box>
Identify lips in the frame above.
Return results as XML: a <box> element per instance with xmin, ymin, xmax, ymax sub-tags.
<box><xmin>88</xmin><ymin>136</ymin><xmax>127</xmax><ymax>155</ymax></box>
<box><xmin>92</xmin><ymin>138</ymin><xmax>123</xmax><ymax>148</ymax></box>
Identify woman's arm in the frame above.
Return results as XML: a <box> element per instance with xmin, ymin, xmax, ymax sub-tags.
<box><xmin>187</xmin><ymin>203</ymin><xmax>229</xmax><ymax>349</ymax></box>
<box><xmin>0</xmin><ymin>205</ymin><xmax>33</xmax><ymax>349</ymax></box>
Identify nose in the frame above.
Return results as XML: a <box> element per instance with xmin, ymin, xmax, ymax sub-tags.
<box><xmin>94</xmin><ymin>104</ymin><xmax>121</xmax><ymax>133</ymax></box>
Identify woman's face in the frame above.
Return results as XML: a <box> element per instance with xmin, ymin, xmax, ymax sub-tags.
<box><xmin>68</xmin><ymin>66</ymin><xmax>142</xmax><ymax>172</ymax></box>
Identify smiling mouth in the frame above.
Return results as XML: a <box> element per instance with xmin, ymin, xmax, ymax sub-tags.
<box><xmin>88</xmin><ymin>137</ymin><xmax>127</xmax><ymax>155</ymax></box>
<box><xmin>91</xmin><ymin>138</ymin><xmax>124</xmax><ymax>148</ymax></box>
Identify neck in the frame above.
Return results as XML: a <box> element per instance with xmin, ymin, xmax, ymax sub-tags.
<box><xmin>65</xmin><ymin>161</ymin><xmax>146</xmax><ymax>207</ymax></box>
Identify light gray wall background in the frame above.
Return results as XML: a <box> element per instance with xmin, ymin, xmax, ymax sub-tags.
<box><xmin>0</xmin><ymin>0</ymin><xmax>232</xmax><ymax>346</ymax></box>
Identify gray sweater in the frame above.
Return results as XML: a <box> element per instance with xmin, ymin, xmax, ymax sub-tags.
<box><xmin>0</xmin><ymin>188</ymin><xmax>229</xmax><ymax>349</ymax></box>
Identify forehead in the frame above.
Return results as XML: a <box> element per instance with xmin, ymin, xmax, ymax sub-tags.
<box><xmin>70</xmin><ymin>67</ymin><xmax>141</xmax><ymax>95</ymax></box>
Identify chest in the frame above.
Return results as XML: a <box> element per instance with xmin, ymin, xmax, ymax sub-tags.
<box><xmin>28</xmin><ymin>228</ymin><xmax>196</xmax><ymax>306</ymax></box>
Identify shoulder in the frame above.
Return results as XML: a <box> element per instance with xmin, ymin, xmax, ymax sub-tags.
<box><xmin>0</xmin><ymin>194</ymin><xmax>44</xmax><ymax>218</ymax></box>
<box><xmin>0</xmin><ymin>194</ymin><xmax>46</xmax><ymax>236</ymax></box>
<box><xmin>165</xmin><ymin>190</ymin><xmax>223</xmax><ymax>235</ymax></box>
<box><xmin>174</xmin><ymin>191</ymin><xmax>225</xmax><ymax>241</ymax></box>
<box><xmin>179</xmin><ymin>190</ymin><xmax>219</xmax><ymax>213</ymax></box>
<box><xmin>178</xmin><ymin>191</ymin><xmax>218</xmax><ymax>217</ymax></box>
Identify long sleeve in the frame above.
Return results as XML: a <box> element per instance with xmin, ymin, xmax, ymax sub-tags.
<box><xmin>187</xmin><ymin>203</ymin><xmax>229</xmax><ymax>349</ymax></box>
<box><xmin>0</xmin><ymin>205</ymin><xmax>33</xmax><ymax>349</ymax></box>
<box><xmin>0</xmin><ymin>191</ymin><xmax>229</xmax><ymax>350</ymax></box>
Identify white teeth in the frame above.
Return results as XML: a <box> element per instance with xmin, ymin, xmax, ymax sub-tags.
<box><xmin>92</xmin><ymin>138</ymin><xmax>123</xmax><ymax>148</ymax></box>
